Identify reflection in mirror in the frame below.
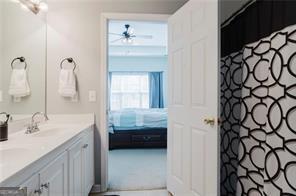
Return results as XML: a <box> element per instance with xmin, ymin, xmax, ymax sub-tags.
<box><xmin>0</xmin><ymin>0</ymin><xmax>47</xmax><ymax>119</ymax></box>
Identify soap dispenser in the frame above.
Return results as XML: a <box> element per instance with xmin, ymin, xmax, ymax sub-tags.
<box><xmin>0</xmin><ymin>112</ymin><xmax>9</xmax><ymax>142</ymax></box>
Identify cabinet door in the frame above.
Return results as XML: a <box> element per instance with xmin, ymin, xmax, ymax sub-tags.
<box><xmin>20</xmin><ymin>174</ymin><xmax>40</xmax><ymax>196</ymax></box>
<box><xmin>69</xmin><ymin>139</ymin><xmax>84</xmax><ymax>196</ymax></box>
<box><xmin>83</xmin><ymin>130</ymin><xmax>94</xmax><ymax>195</ymax></box>
<box><xmin>40</xmin><ymin>152</ymin><xmax>68</xmax><ymax>196</ymax></box>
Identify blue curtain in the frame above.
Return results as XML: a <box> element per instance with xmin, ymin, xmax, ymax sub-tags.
<box><xmin>149</xmin><ymin>72</ymin><xmax>164</xmax><ymax>108</ymax></box>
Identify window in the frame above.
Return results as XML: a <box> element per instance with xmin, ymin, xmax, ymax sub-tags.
<box><xmin>110</xmin><ymin>72</ymin><xmax>149</xmax><ymax>110</ymax></box>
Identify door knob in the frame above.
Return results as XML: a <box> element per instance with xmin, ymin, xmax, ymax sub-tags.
<box><xmin>204</xmin><ymin>117</ymin><xmax>215</xmax><ymax>126</ymax></box>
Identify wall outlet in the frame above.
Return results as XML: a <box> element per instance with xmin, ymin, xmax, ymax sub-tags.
<box><xmin>89</xmin><ymin>90</ymin><xmax>97</xmax><ymax>102</ymax></box>
<box><xmin>13</xmin><ymin>97</ymin><xmax>21</xmax><ymax>102</ymax></box>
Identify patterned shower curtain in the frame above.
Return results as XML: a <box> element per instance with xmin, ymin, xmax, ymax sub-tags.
<box><xmin>220</xmin><ymin>25</ymin><xmax>296</xmax><ymax>196</ymax></box>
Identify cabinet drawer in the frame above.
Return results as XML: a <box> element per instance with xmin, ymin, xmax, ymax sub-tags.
<box><xmin>132</xmin><ymin>135</ymin><xmax>161</xmax><ymax>142</ymax></box>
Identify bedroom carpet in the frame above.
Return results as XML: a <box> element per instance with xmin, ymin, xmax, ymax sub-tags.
<box><xmin>108</xmin><ymin>149</ymin><xmax>167</xmax><ymax>191</ymax></box>
<box><xmin>94</xmin><ymin>189</ymin><xmax>170</xmax><ymax>196</ymax></box>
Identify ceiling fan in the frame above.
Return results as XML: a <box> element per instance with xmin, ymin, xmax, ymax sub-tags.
<box><xmin>109</xmin><ymin>24</ymin><xmax>153</xmax><ymax>44</ymax></box>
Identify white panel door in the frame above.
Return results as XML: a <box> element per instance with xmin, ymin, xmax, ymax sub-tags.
<box><xmin>40</xmin><ymin>152</ymin><xmax>68</xmax><ymax>196</ymax></box>
<box><xmin>167</xmin><ymin>0</ymin><xmax>219</xmax><ymax>196</ymax></box>
<box><xmin>69</xmin><ymin>139</ymin><xmax>83</xmax><ymax>196</ymax></box>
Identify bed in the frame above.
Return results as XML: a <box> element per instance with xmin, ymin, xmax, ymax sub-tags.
<box><xmin>109</xmin><ymin>108</ymin><xmax>167</xmax><ymax>149</ymax></box>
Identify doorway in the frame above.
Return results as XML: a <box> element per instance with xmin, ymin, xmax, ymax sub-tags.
<box><xmin>100</xmin><ymin>13</ymin><xmax>170</xmax><ymax>192</ymax></box>
<box><xmin>107</xmin><ymin>20</ymin><xmax>168</xmax><ymax>191</ymax></box>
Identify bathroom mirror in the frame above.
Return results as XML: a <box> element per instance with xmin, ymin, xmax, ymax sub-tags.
<box><xmin>0</xmin><ymin>0</ymin><xmax>47</xmax><ymax>118</ymax></box>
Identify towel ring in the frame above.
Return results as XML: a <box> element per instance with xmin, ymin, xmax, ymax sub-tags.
<box><xmin>60</xmin><ymin>58</ymin><xmax>76</xmax><ymax>71</ymax></box>
<box><xmin>11</xmin><ymin>57</ymin><xmax>27</xmax><ymax>69</ymax></box>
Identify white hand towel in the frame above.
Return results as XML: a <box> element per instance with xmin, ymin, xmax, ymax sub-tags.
<box><xmin>58</xmin><ymin>69</ymin><xmax>77</xmax><ymax>98</ymax></box>
<box><xmin>9</xmin><ymin>69</ymin><xmax>31</xmax><ymax>98</ymax></box>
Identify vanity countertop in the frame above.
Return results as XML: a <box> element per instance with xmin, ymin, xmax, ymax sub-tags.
<box><xmin>0</xmin><ymin>114</ymin><xmax>94</xmax><ymax>185</ymax></box>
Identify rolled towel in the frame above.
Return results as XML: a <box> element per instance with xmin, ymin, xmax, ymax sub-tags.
<box><xmin>9</xmin><ymin>69</ymin><xmax>31</xmax><ymax>98</ymax></box>
<box><xmin>58</xmin><ymin>69</ymin><xmax>77</xmax><ymax>98</ymax></box>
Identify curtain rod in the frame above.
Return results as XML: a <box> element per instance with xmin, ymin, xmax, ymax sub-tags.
<box><xmin>221</xmin><ymin>0</ymin><xmax>256</xmax><ymax>28</ymax></box>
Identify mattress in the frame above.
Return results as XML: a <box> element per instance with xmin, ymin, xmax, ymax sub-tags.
<box><xmin>109</xmin><ymin>108</ymin><xmax>167</xmax><ymax>133</ymax></box>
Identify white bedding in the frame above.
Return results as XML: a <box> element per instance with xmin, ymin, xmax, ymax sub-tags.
<box><xmin>109</xmin><ymin>108</ymin><xmax>167</xmax><ymax>133</ymax></box>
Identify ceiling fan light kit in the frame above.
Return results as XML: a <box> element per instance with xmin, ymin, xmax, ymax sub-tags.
<box><xmin>122</xmin><ymin>38</ymin><xmax>133</xmax><ymax>44</ymax></box>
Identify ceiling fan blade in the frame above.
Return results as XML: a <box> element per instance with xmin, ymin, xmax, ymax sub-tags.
<box><xmin>136</xmin><ymin>35</ymin><xmax>153</xmax><ymax>39</ymax></box>
<box><xmin>109</xmin><ymin>32</ymin><xmax>123</xmax><ymax>36</ymax></box>
<box><xmin>110</xmin><ymin>37</ymin><xmax>124</xmax><ymax>43</ymax></box>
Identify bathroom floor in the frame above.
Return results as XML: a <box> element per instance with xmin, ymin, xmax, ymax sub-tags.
<box><xmin>94</xmin><ymin>189</ymin><xmax>170</xmax><ymax>196</ymax></box>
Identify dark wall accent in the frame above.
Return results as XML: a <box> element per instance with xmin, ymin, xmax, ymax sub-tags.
<box><xmin>222</xmin><ymin>0</ymin><xmax>296</xmax><ymax>57</ymax></box>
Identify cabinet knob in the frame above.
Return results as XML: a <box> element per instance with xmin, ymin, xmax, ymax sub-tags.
<box><xmin>83</xmin><ymin>144</ymin><xmax>89</xmax><ymax>148</ymax></box>
<box><xmin>34</xmin><ymin>188</ymin><xmax>42</xmax><ymax>194</ymax></box>
<box><xmin>41</xmin><ymin>182</ymin><xmax>50</xmax><ymax>189</ymax></box>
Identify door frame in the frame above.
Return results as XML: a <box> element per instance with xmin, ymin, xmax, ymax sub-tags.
<box><xmin>100</xmin><ymin>13</ymin><xmax>170</xmax><ymax>192</ymax></box>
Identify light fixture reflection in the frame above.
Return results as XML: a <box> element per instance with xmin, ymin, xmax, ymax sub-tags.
<box><xmin>18</xmin><ymin>0</ymin><xmax>48</xmax><ymax>14</ymax></box>
<box><xmin>39</xmin><ymin>2</ymin><xmax>48</xmax><ymax>11</ymax></box>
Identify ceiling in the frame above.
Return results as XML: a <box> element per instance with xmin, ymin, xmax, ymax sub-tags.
<box><xmin>108</xmin><ymin>20</ymin><xmax>168</xmax><ymax>57</ymax></box>
<box><xmin>220</xmin><ymin>0</ymin><xmax>250</xmax><ymax>23</ymax></box>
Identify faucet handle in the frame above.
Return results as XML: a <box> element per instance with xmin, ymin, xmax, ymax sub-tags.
<box><xmin>25</xmin><ymin>124</ymin><xmax>33</xmax><ymax>134</ymax></box>
<box><xmin>25</xmin><ymin>122</ymin><xmax>39</xmax><ymax>134</ymax></box>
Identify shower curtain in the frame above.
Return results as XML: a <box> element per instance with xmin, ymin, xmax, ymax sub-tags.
<box><xmin>221</xmin><ymin>25</ymin><xmax>296</xmax><ymax>196</ymax></box>
<box><xmin>220</xmin><ymin>1</ymin><xmax>296</xmax><ymax>196</ymax></box>
<box><xmin>237</xmin><ymin>25</ymin><xmax>296</xmax><ymax>196</ymax></box>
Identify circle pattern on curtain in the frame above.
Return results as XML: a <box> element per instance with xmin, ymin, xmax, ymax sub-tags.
<box><xmin>220</xmin><ymin>25</ymin><xmax>296</xmax><ymax>196</ymax></box>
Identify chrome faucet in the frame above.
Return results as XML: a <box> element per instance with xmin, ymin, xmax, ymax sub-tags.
<box><xmin>26</xmin><ymin>112</ymin><xmax>49</xmax><ymax>134</ymax></box>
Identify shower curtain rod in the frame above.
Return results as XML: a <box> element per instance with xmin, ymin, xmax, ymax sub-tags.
<box><xmin>221</xmin><ymin>0</ymin><xmax>256</xmax><ymax>28</ymax></box>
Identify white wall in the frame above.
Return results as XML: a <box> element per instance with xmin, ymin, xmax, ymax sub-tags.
<box><xmin>109</xmin><ymin>56</ymin><xmax>168</xmax><ymax>106</ymax></box>
<box><xmin>0</xmin><ymin>1</ymin><xmax>4</xmax><ymax>108</ymax></box>
<box><xmin>46</xmin><ymin>0</ymin><xmax>186</xmax><ymax>184</ymax></box>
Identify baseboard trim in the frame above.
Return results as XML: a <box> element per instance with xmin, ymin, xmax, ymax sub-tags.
<box><xmin>90</xmin><ymin>184</ymin><xmax>102</xmax><ymax>193</ymax></box>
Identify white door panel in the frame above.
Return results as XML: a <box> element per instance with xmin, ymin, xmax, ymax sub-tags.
<box><xmin>40</xmin><ymin>152</ymin><xmax>68</xmax><ymax>196</ymax></box>
<box><xmin>69</xmin><ymin>139</ymin><xmax>83</xmax><ymax>196</ymax></box>
<box><xmin>167</xmin><ymin>0</ymin><xmax>218</xmax><ymax>196</ymax></box>
<box><xmin>20</xmin><ymin>174</ymin><xmax>40</xmax><ymax>196</ymax></box>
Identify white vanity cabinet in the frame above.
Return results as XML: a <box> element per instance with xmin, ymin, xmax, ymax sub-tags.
<box><xmin>13</xmin><ymin>127</ymin><xmax>94</xmax><ymax>196</ymax></box>
<box><xmin>69</xmin><ymin>139</ymin><xmax>83</xmax><ymax>196</ymax></box>
<box><xmin>20</xmin><ymin>174</ymin><xmax>40</xmax><ymax>196</ymax></box>
<box><xmin>82</xmin><ymin>130</ymin><xmax>95</xmax><ymax>195</ymax></box>
<box><xmin>39</xmin><ymin>152</ymin><xmax>68</xmax><ymax>196</ymax></box>
<box><xmin>19</xmin><ymin>152</ymin><xmax>69</xmax><ymax>196</ymax></box>
<box><xmin>68</xmin><ymin>129</ymin><xmax>95</xmax><ymax>196</ymax></box>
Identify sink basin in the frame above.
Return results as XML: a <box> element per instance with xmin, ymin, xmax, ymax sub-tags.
<box><xmin>31</xmin><ymin>128</ymin><xmax>64</xmax><ymax>137</ymax></box>
<box><xmin>0</xmin><ymin>148</ymin><xmax>30</xmax><ymax>159</ymax></box>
